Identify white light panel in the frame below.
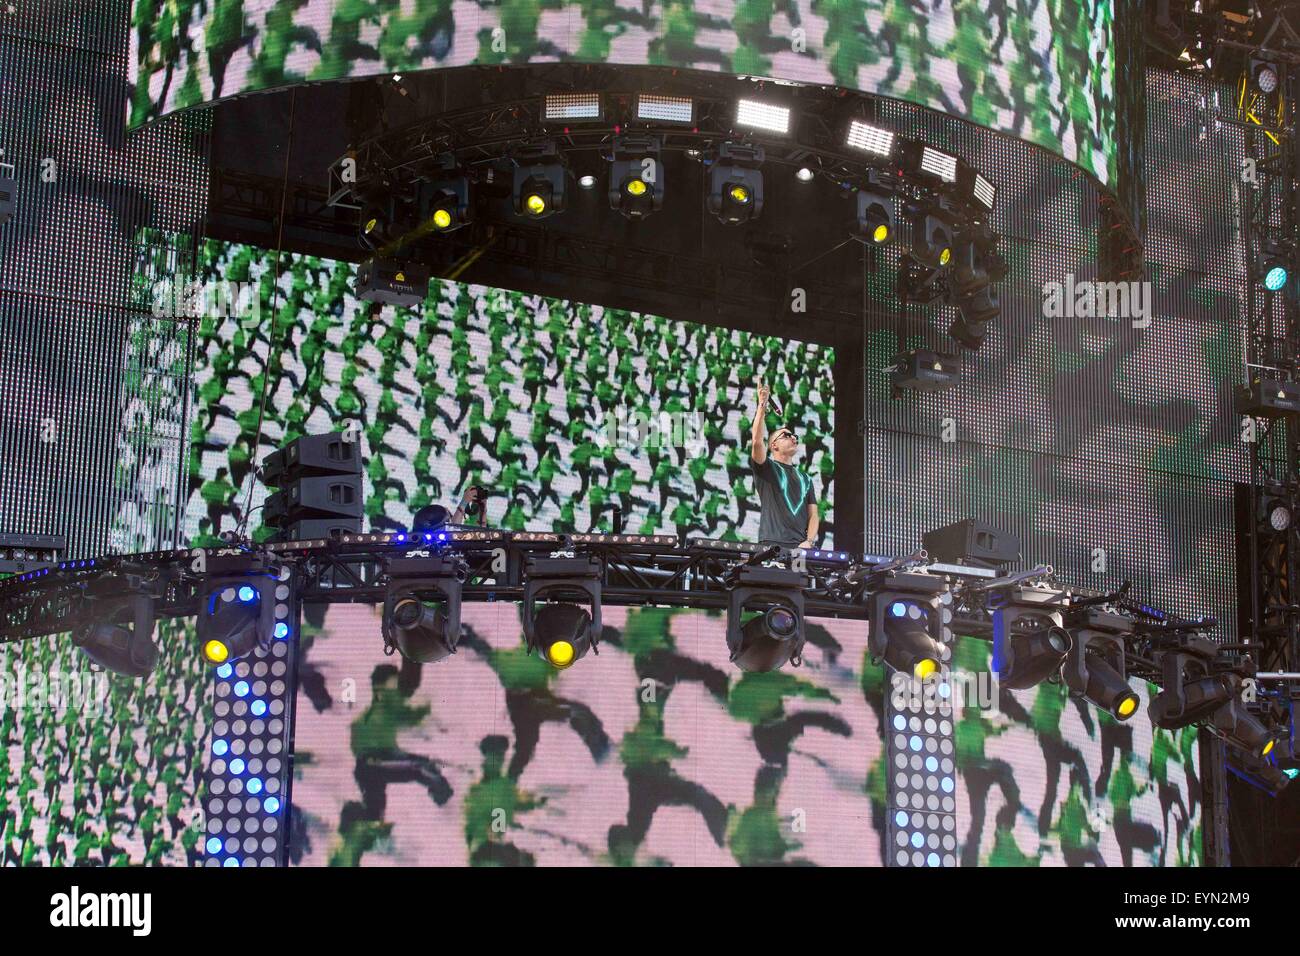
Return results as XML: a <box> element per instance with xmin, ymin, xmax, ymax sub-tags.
<box><xmin>544</xmin><ymin>93</ymin><xmax>601</xmax><ymax>122</ymax></box>
<box><xmin>846</xmin><ymin>120</ymin><xmax>895</xmax><ymax>157</ymax></box>
<box><xmin>920</xmin><ymin>147</ymin><xmax>958</xmax><ymax>183</ymax></box>
<box><xmin>637</xmin><ymin>94</ymin><xmax>694</xmax><ymax>124</ymax></box>
<box><xmin>736</xmin><ymin>99</ymin><xmax>790</xmax><ymax>134</ymax></box>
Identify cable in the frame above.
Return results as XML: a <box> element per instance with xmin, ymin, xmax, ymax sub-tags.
<box><xmin>236</xmin><ymin>88</ymin><xmax>297</xmax><ymax>539</ymax></box>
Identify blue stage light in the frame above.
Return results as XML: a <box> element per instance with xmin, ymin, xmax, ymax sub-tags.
<box><xmin>251</xmin><ymin>699</ymin><xmax>267</xmax><ymax>716</ymax></box>
<box><xmin>894</xmin><ymin>810</ymin><xmax>908</xmax><ymax>827</ymax></box>
<box><xmin>230</xmin><ymin>758</ymin><xmax>246</xmax><ymax>775</ymax></box>
<box><xmin>217</xmin><ymin>663</ymin><xmax>233</xmax><ymax>679</ymax></box>
<box><xmin>891</xmin><ymin>601</ymin><xmax>908</xmax><ymax>617</ymax></box>
<box><xmin>1266</xmin><ymin>265</ymin><xmax>1288</xmax><ymax>291</ymax></box>
<box><xmin>213</xmin><ymin>739</ymin><xmax>229</xmax><ymax>756</ymax></box>
<box><xmin>248</xmin><ymin>778</ymin><xmax>263</xmax><ymax>795</ymax></box>
<box><xmin>206</xmin><ymin>837</ymin><xmax>222</xmax><ymax>854</ymax></box>
<box><xmin>238</xmin><ymin>585</ymin><xmax>256</xmax><ymax>603</ymax></box>
<box><xmin>223</xmin><ymin>857</ymin><xmax>240</xmax><ymax>867</ymax></box>
<box><xmin>264</xmin><ymin>797</ymin><xmax>281</xmax><ymax>813</ymax></box>
<box><xmin>274</xmin><ymin>622</ymin><xmax>289</xmax><ymax>639</ymax></box>
<box><xmin>234</xmin><ymin>680</ymin><xmax>250</xmax><ymax>697</ymax></box>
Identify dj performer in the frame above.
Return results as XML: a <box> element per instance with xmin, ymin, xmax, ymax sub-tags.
<box><xmin>749</xmin><ymin>383</ymin><xmax>819</xmax><ymax>550</ymax></box>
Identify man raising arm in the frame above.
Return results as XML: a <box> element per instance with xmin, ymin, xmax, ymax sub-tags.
<box><xmin>748</xmin><ymin>383</ymin><xmax>819</xmax><ymax>550</ymax></box>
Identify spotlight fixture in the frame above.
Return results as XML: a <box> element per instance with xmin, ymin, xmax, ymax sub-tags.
<box><xmin>1062</xmin><ymin>608</ymin><xmax>1139</xmax><ymax>721</ymax></box>
<box><xmin>419</xmin><ymin>154</ymin><xmax>471</xmax><ymax>234</ymax></box>
<box><xmin>1251</xmin><ymin>57</ymin><xmax>1280</xmax><ymax>95</ymax></box>
<box><xmin>726</xmin><ymin>566</ymin><xmax>808</xmax><ymax>672</ymax></box>
<box><xmin>543</xmin><ymin>92</ymin><xmax>602</xmax><ymax>123</ymax></box>
<box><xmin>523</xmin><ymin>556</ymin><xmax>602</xmax><ymax>669</ymax></box>
<box><xmin>1261</xmin><ymin>240</ymin><xmax>1291</xmax><ymax>292</ymax></box>
<box><xmin>1261</xmin><ymin>484</ymin><xmax>1293</xmax><ymax>532</ymax></box>
<box><xmin>708</xmin><ymin>143</ymin><xmax>764</xmax><ymax>225</ymax></box>
<box><xmin>949</xmin><ymin>288</ymin><xmax>1000</xmax><ymax>351</ymax></box>
<box><xmin>578</xmin><ymin>174</ymin><xmax>597</xmax><ymax>190</ymax></box>
<box><xmin>355</xmin><ymin>257</ymin><xmax>430</xmax><ymax>308</ymax></box>
<box><xmin>198</xmin><ymin>573</ymin><xmax>279</xmax><ymax>665</ymax></box>
<box><xmin>636</xmin><ymin>93</ymin><xmax>694</xmax><ymax>125</ymax></box>
<box><xmin>1237</xmin><ymin>375</ymin><xmax>1300</xmax><ymax>417</ymax></box>
<box><xmin>796</xmin><ymin>167</ymin><xmax>814</xmax><ymax>183</ymax></box>
<box><xmin>73</xmin><ymin>593</ymin><xmax>159</xmax><ymax>678</ymax></box>
<box><xmin>888</xmin><ymin>347</ymin><xmax>961</xmax><ymax>394</ymax></box>
<box><xmin>513</xmin><ymin>142</ymin><xmax>568</xmax><ymax>219</ymax></box>
<box><xmin>1210</xmin><ymin>676</ymin><xmax>1276</xmax><ymax>759</ymax></box>
<box><xmin>853</xmin><ymin>178</ymin><xmax>894</xmax><ymax>244</ymax></box>
<box><xmin>382</xmin><ymin>556</ymin><xmax>465</xmax><ymax>665</ymax></box>
<box><xmin>1228</xmin><ymin>746</ymin><xmax>1293</xmax><ymax>795</ymax></box>
<box><xmin>910</xmin><ymin>202</ymin><xmax>955</xmax><ymax>268</ymax></box>
<box><xmin>357</xmin><ymin>197</ymin><xmax>395</xmax><ymax>249</ymax></box>
<box><xmin>736</xmin><ymin>98</ymin><xmax>791</xmax><ymax>134</ymax></box>
<box><xmin>845</xmin><ymin>120</ymin><xmax>895</xmax><ymax>158</ymax></box>
<box><xmin>947</xmin><ymin>232</ymin><xmax>1006</xmax><ymax>351</ymax></box>
<box><xmin>897</xmin><ymin>256</ymin><xmax>945</xmax><ymax>306</ymax></box>
<box><xmin>991</xmin><ymin>589</ymin><xmax>1069</xmax><ymax>690</ymax></box>
<box><xmin>870</xmin><ymin>573</ymin><xmax>950</xmax><ymax>678</ymax></box>
<box><xmin>1149</xmin><ymin>641</ymin><xmax>1231</xmax><ymax>730</ymax></box>
<box><xmin>609</xmin><ymin>135</ymin><xmax>664</xmax><ymax>220</ymax></box>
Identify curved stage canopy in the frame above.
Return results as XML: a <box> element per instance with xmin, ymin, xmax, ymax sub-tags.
<box><xmin>129</xmin><ymin>0</ymin><xmax>1118</xmax><ymax>185</ymax></box>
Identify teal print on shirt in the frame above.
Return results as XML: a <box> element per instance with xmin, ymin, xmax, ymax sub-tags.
<box><xmin>773</xmin><ymin>461</ymin><xmax>810</xmax><ymax>517</ymax></box>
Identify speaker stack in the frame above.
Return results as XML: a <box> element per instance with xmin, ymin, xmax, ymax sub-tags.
<box><xmin>261</xmin><ymin>434</ymin><xmax>364</xmax><ymax>542</ymax></box>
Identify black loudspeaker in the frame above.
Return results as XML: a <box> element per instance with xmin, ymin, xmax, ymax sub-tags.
<box><xmin>261</xmin><ymin>433</ymin><xmax>361</xmax><ymax>486</ymax></box>
<box><xmin>922</xmin><ymin>519</ymin><xmax>1019</xmax><ymax>568</ymax></box>
<box><xmin>264</xmin><ymin>475</ymin><xmax>363</xmax><ymax>526</ymax></box>
<box><xmin>279</xmin><ymin>518</ymin><xmax>363</xmax><ymax>542</ymax></box>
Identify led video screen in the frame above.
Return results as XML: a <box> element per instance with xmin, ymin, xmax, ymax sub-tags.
<box><xmin>129</xmin><ymin>0</ymin><xmax>1119</xmax><ymax>184</ymax></box>
<box><xmin>289</xmin><ymin>605</ymin><xmax>881</xmax><ymax>865</ymax></box>
<box><xmin>182</xmin><ymin>240</ymin><xmax>835</xmax><ymax>547</ymax></box>
<box><xmin>287</xmin><ymin>607</ymin><xmax>1200</xmax><ymax>866</ymax></box>
<box><xmin>0</xmin><ymin>621</ymin><xmax>211</xmax><ymax>866</ymax></box>
<box><xmin>951</xmin><ymin>638</ymin><xmax>1201</xmax><ymax>867</ymax></box>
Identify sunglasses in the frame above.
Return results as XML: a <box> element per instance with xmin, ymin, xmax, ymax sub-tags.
<box><xmin>773</xmin><ymin>430</ymin><xmax>797</xmax><ymax>442</ymax></box>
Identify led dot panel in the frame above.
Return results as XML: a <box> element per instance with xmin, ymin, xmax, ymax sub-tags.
<box><xmin>846</xmin><ymin>120</ymin><xmax>895</xmax><ymax>157</ymax></box>
<box><xmin>200</xmin><ymin>566</ymin><xmax>299</xmax><ymax>868</ymax></box>
<box><xmin>885</xmin><ymin>606</ymin><xmax>958</xmax><ymax>868</ymax></box>
<box><xmin>736</xmin><ymin>99</ymin><xmax>790</xmax><ymax>135</ymax></box>
<box><xmin>0</xmin><ymin>0</ymin><xmax>208</xmax><ymax>560</ymax></box>
<box><xmin>636</xmin><ymin>94</ymin><xmax>693</xmax><ymax>125</ymax></box>
<box><xmin>544</xmin><ymin>93</ymin><xmax>601</xmax><ymax>122</ymax></box>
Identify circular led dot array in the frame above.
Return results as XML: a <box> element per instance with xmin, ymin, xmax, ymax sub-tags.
<box><xmin>203</xmin><ymin>624</ymin><xmax>292</xmax><ymax>868</ymax></box>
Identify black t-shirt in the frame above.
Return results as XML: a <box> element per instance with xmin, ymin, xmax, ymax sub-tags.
<box><xmin>750</xmin><ymin>455</ymin><xmax>816</xmax><ymax>547</ymax></box>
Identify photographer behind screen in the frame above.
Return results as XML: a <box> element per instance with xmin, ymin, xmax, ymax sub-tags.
<box><xmin>411</xmin><ymin>485</ymin><xmax>488</xmax><ymax>533</ymax></box>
